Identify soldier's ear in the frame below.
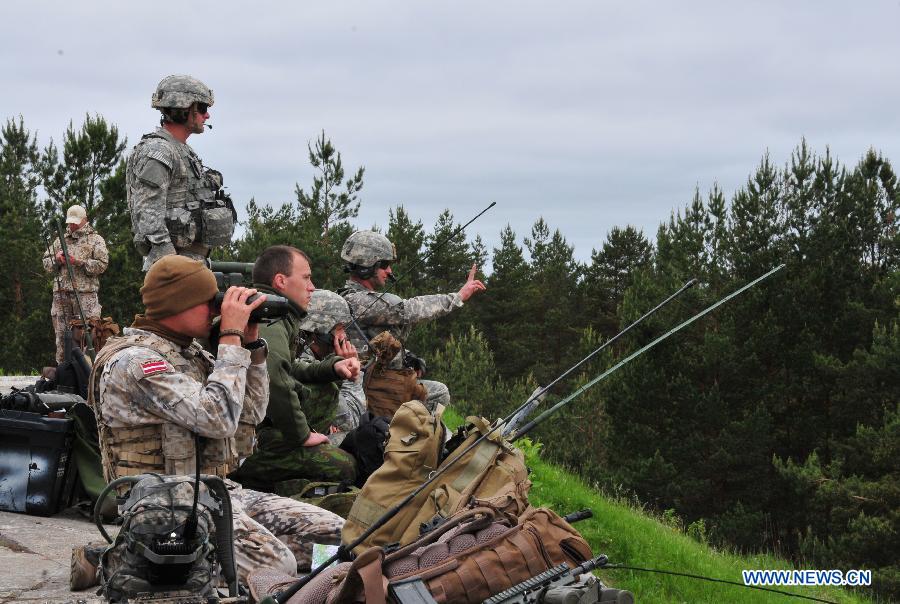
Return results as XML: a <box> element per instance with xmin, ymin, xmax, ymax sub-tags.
<box><xmin>272</xmin><ymin>273</ymin><xmax>287</xmax><ymax>291</ymax></box>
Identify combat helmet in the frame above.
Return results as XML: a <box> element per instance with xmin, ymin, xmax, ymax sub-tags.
<box><xmin>341</xmin><ymin>230</ymin><xmax>396</xmax><ymax>278</ymax></box>
<box><xmin>151</xmin><ymin>75</ymin><xmax>215</xmax><ymax>110</ymax></box>
<box><xmin>299</xmin><ymin>290</ymin><xmax>352</xmax><ymax>335</ymax></box>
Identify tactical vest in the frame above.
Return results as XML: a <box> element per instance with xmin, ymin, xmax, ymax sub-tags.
<box><xmin>128</xmin><ymin>132</ymin><xmax>235</xmax><ymax>253</ymax></box>
<box><xmin>89</xmin><ymin>331</ymin><xmax>241</xmax><ymax>481</ymax></box>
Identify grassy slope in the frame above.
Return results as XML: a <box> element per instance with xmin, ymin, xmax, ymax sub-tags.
<box><xmin>442</xmin><ymin>408</ymin><xmax>875</xmax><ymax>604</ymax></box>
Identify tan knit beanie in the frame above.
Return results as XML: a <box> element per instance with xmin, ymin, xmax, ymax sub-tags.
<box><xmin>141</xmin><ymin>256</ymin><xmax>219</xmax><ymax>319</ymax></box>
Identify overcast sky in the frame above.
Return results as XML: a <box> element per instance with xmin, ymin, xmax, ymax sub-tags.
<box><xmin>4</xmin><ymin>1</ymin><xmax>900</xmax><ymax>266</ymax></box>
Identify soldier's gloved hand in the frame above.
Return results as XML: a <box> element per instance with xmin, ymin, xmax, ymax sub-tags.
<box><xmin>303</xmin><ymin>431</ymin><xmax>330</xmax><ymax>447</ymax></box>
<box><xmin>457</xmin><ymin>263</ymin><xmax>486</xmax><ymax>302</ymax></box>
<box><xmin>219</xmin><ymin>286</ymin><xmax>266</xmax><ymax>337</ymax></box>
<box><xmin>146</xmin><ymin>242</ymin><xmax>177</xmax><ymax>265</ymax></box>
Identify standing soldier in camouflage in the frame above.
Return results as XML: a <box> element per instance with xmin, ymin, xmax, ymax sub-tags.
<box><xmin>229</xmin><ymin>246</ymin><xmax>359</xmax><ymax>492</ymax></box>
<box><xmin>87</xmin><ymin>255</ymin><xmax>343</xmax><ymax>584</ymax></box>
<box><xmin>339</xmin><ymin>230</ymin><xmax>486</xmax><ymax>410</ymax></box>
<box><xmin>42</xmin><ymin>204</ymin><xmax>109</xmax><ymax>363</ymax></box>
<box><xmin>126</xmin><ymin>75</ymin><xmax>236</xmax><ymax>270</ymax></box>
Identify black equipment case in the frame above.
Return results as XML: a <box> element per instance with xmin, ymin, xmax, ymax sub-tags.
<box><xmin>0</xmin><ymin>409</ymin><xmax>78</xmax><ymax>516</ymax></box>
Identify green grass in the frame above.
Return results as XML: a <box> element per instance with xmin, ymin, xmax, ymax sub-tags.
<box><xmin>442</xmin><ymin>408</ymin><xmax>876</xmax><ymax>604</ymax></box>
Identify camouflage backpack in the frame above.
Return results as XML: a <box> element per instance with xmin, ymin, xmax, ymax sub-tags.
<box><xmin>99</xmin><ymin>474</ymin><xmax>227</xmax><ymax>601</ymax></box>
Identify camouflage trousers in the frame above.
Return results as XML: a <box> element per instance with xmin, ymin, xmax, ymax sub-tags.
<box><xmin>230</xmin><ymin>483</ymin><xmax>344</xmax><ymax>579</ymax></box>
<box><xmin>50</xmin><ymin>291</ymin><xmax>100</xmax><ymax>363</ymax></box>
<box><xmin>232</xmin><ymin>441</ymin><xmax>358</xmax><ymax>489</ymax></box>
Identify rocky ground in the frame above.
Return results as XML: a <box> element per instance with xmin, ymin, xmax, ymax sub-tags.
<box><xmin>0</xmin><ymin>507</ymin><xmax>106</xmax><ymax>603</ymax></box>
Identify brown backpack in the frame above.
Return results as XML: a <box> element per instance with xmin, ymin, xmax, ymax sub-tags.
<box><xmin>341</xmin><ymin>403</ymin><xmax>531</xmax><ymax>553</ymax></box>
<box><xmin>383</xmin><ymin>504</ymin><xmax>593</xmax><ymax>603</ymax></box>
<box><xmin>250</xmin><ymin>503</ymin><xmax>593</xmax><ymax>604</ymax></box>
<box><xmin>69</xmin><ymin>316</ymin><xmax>121</xmax><ymax>352</ymax></box>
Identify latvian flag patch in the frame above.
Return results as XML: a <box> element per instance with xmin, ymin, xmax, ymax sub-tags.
<box><xmin>140</xmin><ymin>360</ymin><xmax>169</xmax><ymax>376</ymax></box>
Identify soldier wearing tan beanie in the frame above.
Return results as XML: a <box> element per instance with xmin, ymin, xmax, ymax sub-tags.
<box><xmin>141</xmin><ymin>255</ymin><xmax>219</xmax><ymax>319</ymax></box>
<box><xmin>86</xmin><ymin>254</ymin><xmax>347</xmax><ymax>586</ymax></box>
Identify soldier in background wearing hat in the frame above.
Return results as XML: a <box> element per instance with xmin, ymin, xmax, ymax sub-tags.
<box><xmin>126</xmin><ymin>75</ymin><xmax>236</xmax><ymax>270</ymax></box>
<box><xmin>41</xmin><ymin>204</ymin><xmax>108</xmax><ymax>363</ymax></box>
<box><xmin>85</xmin><ymin>255</ymin><xmax>344</xmax><ymax>585</ymax></box>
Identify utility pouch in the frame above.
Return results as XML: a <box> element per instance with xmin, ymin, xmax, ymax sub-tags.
<box><xmin>164</xmin><ymin>207</ymin><xmax>197</xmax><ymax>248</ymax></box>
<box><xmin>201</xmin><ymin>201</ymin><xmax>236</xmax><ymax>247</ymax></box>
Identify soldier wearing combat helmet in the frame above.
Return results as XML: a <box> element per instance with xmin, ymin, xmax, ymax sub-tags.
<box><xmin>297</xmin><ymin>290</ymin><xmax>367</xmax><ymax>441</ymax></box>
<box><xmin>126</xmin><ymin>75</ymin><xmax>236</xmax><ymax>270</ymax></box>
<box><xmin>339</xmin><ymin>230</ymin><xmax>486</xmax><ymax>410</ymax></box>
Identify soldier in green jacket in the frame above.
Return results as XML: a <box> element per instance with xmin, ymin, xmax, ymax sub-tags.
<box><xmin>229</xmin><ymin>245</ymin><xmax>358</xmax><ymax>490</ymax></box>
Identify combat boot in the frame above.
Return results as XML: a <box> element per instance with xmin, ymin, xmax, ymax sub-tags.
<box><xmin>70</xmin><ymin>542</ymin><xmax>105</xmax><ymax>591</ymax></box>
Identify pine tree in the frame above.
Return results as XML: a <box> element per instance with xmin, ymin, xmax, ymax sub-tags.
<box><xmin>481</xmin><ymin>225</ymin><xmax>532</xmax><ymax>378</ymax></box>
<box><xmin>523</xmin><ymin>217</ymin><xmax>581</xmax><ymax>385</ymax></box>
<box><xmin>582</xmin><ymin>225</ymin><xmax>653</xmax><ymax>339</ymax></box>
<box><xmin>39</xmin><ymin>114</ymin><xmax>127</xmax><ymax>218</ymax></box>
<box><xmin>293</xmin><ymin>131</ymin><xmax>363</xmax><ymax>287</ymax></box>
<box><xmin>0</xmin><ymin>117</ymin><xmax>54</xmax><ymax>370</ymax></box>
<box><xmin>386</xmin><ymin>205</ymin><xmax>426</xmax><ymax>298</ymax></box>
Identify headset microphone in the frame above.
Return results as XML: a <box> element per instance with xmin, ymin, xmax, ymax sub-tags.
<box><xmin>206</xmin><ymin>124</ymin><xmax>213</xmax><ymax>129</ymax></box>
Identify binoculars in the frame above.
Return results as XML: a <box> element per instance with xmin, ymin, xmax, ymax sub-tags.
<box><xmin>212</xmin><ymin>267</ymin><xmax>291</xmax><ymax>324</ymax></box>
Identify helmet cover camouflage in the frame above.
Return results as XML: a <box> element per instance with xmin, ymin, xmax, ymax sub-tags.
<box><xmin>299</xmin><ymin>290</ymin><xmax>353</xmax><ymax>334</ymax></box>
<box><xmin>341</xmin><ymin>231</ymin><xmax>396</xmax><ymax>268</ymax></box>
<box><xmin>151</xmin><ymin>75</ymin><xmax>215</xmax><ymax>110</ymax></box>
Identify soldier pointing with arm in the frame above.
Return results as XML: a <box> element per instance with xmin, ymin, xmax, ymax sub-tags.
<box><xmin>338</xmin><ymin>230</ymin><xmax>486</xmax><ymax>411</ymax></box>
<box><xmin>126</xmin><ymin>75</ymin><xmax>236</xmax><ymax>270</ymax></box>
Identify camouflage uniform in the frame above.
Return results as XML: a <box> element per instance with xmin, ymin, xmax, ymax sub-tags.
<box><xmin>229</xmin><ymin>284</ymin><xmax>358</xmax><ymax>489</ymax></box>
<box><xmin>297</xmin><ymin>349</ymin><xmax>366</xmax><ymax>445</ymax></box>
<box><xmin>340</xmin><ymin>279</ymin><xmax>460</xmax><ymax>408</ymax></box>
<box><xmin>42</xmin><ymin>224</ymin><xmax>108</xmax><ymax>362</ymax></box>
<box><xmin>93</xmin><ymin>327</ymin><xmax>343</xmax><ymax>578</ymax></box>
<box><xmin>126</xmin><ymin>75</ymin><xmax>235</xmax><ymax>270</ymax></box>
<box><xmin>296</xmin><ymin>290</ymin><xmax>367</xmax><ymax>443</ymax></box>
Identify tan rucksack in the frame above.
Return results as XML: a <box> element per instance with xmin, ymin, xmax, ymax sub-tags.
<box><xmin>342</xmin><ymin>400</ymin><xmax>446</xmax><ymax>551</ymax></box>
<box><xmin>250</xmin><ymin>503</ymin><xmax>593</xmax><ymax>604</ymax></box>
<box><xmin>341</xmin><ymin>402</ymin><xmax>531</xmax><ymax>553</ymax></box>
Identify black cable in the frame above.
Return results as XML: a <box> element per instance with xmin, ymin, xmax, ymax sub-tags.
<box><xmin>607</xmin><ymin>564</ymin><xmax>839</xmax><ymax>603</ymax></box>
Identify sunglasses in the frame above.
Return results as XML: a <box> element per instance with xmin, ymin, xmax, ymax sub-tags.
<box><xmin>376</xmin><ymin>260</ymin><xmax>391</xmax><ymax>270</ymax></box>
<box><xmin>195</xmin><ymin>103</ymin><xmax>209</xmax><ymax>114</ymax></box>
